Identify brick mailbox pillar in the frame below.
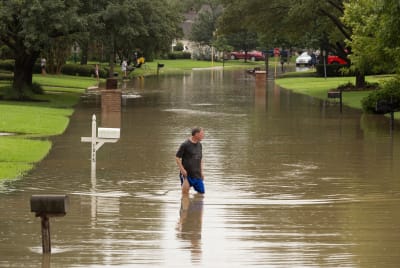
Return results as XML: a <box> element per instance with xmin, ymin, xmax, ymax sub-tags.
<box><xmin>105</xmin><ymin>78</ymin><xmax>118</xmax><ymax>90</ymax></box>
<box><xmin>101</xmin><ymin>78</ymin><xmax>121</xmax><ymax>128</ymax></box>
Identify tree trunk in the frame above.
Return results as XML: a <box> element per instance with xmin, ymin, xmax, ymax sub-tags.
<box><xmin>80</xmin><ymin>41</ymin><xmax>88</xmax><ymax>65</ymax></box>
<box><xmin>355</xmin><ymin>70</ymin><xmax>366</xmax><ymax>88</ymax></box>
<box><xmin>108</xmin><ymin>37</ymin><xmax>116</xmax><ymax>78</ymax></box>
<box><xmin>109</xmin><ymin>48</ymin><xmax>116</xmax><ymax>78</ymax></box>
<box><xmin>12</xmin><ymin>51</ymin><xmax>39</xmax><ymax>99</ymax></box>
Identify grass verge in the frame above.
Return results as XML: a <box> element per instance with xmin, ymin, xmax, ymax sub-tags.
<box><xmin>275</xmin><ymin>75</ymin><xmax>391</xmax><ymax>109</ymax></box>
<box><xmin>124</xmin><ymin>59</ymin><xmax>267</xmax><ymax>77</ymax></box>
<box><xmin>0</xmin><ymin>74</ymin><xmax>97</xmax><ymax>181</ymax></box>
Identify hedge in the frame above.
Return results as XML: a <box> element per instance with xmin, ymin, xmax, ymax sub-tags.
<box><xmin>361</xmin><ymin>78</ymin><xmax>400</xmax><ymax>113</ymax></box>
<box><xmin>61</xmin><ymin>64</ymin><xmax>107</xmax><ymax>78</ymax></box>
<box><xmin>0</xmin><ymin>60</ymin><xmax>108</xmax><ymax>78</ymax></box>
<box><xmin>0</xmin><ymin>60</ymin><xmax>15</xmax><ymax>72</ymax></box>
<box><xmin>166</xmin><ymin>51</ymin><xmax>191</xmax><ymax>60</ymax></box>
<box><xmin>315</xmin><ymin>63</ymin><xmax>350</xmax><ymax>77</ymax></box>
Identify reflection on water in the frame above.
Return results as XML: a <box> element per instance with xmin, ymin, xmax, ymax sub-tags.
<box><xmin>176</xmin><ymin>194</ymin><xmax>204</xmax><ymax>263</ymax></box>
<box><xmin>1</xmin><ymin>69</ymin><xmax>400</xmax><ymax>267</ymax></box>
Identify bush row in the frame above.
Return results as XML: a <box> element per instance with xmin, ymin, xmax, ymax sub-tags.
<box><xmin>61</xmin><ymin>64</ymin><xmax>108</xmax><ymax>78</ymax></box>
<box><xmin>166</xmin><ymin>51</ymin><xmax>191</xmax><ymax>60</ymax></box>
<box><xmin>0</xmin><ymin>60</ymin><xmax>108</xmax><ymax>78</ymax></box>
<box><xmin>315</xmin><ymin>64</ymin><xmax>350</xmax><ymax>77</ymax></box>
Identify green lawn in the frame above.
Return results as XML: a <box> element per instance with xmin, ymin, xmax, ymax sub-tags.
<box><xmin>275</xmin><ymin>75</ymin><xmax>390</xmax><ymax>109</ymax></box>
<box><xmin>127</xmin><ymin>59</ymin><xmax>268</xmax><ymax>77</ymax></box>
<box><xmin>0</xmin><ymin>74</ymin><xmax>98</xmax><ymax>181</ymax></box>
<box><xmin>0</xmin><ymin>138</ymin><xmax>51</xmax><ymax>179</ymax></box>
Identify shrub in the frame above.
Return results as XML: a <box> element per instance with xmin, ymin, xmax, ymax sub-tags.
<box><xmin>315</xmin><ymin>64</ymin><xmax>350</xmax><ymax>77</ymax></box>
<box><xmin>167</xmin><ymin>51</ymin><xmax>191</xmax><ymax>60</ymax></box>
<box><xmin>0</xmin><ymin>72</ymin><xmax>13</xmax><ymax>81</ymax></box>
<box><xmin>337</xmin><ymin>81</ymin><xmax>379</xmax><ymax>91</ymax></box>
<box><xmin>337</xmin><ymin>82</ymin><xmax>355</xmax><ymax>91</ymax></box>
<box><xmin>361</xmin><ymin>78</ymin><xmax>400</xmax><ymax>113</ymax></box>
<box><xmin>3</xmin><ymin>85</ymin><xmax>34</xmax><ymax>100</ymax></box>
<box><xmin>174</xmin><ymin>42</ymin><xmax>184</xmax><ymax>52</ymax></box>
<box><xmin>1</xmin><ymin>82</ymin><xmax>44</xmax><ymax>100</ymax></box>
<box><xmin>0</xmin><ymin>60</ymin><xmax>15</xmax><ymax>72</ymax></box>
<box><xmin>61</xmin><ymin>64</ymin><xmax>107</xmax><ymax>78</ymax></box>
<box><xmin>31</xmin><ymin>82</ymin><xmax>44</xmax><ymax>94</ymax></box>
<box><xmin>0</xmin><ymin>60</ymin><xmax>109</xmax><ymax>78</ymax></box>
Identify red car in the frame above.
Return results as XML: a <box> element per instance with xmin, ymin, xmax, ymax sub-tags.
<box><xmin>230</xmin><ymin>50</ymin><xmax>265</xmax><ymax>61</ymax></box>
<box><xmin>327</xmin><ymin>55</ymin><xmax>348</xmax><ymax>65</ymax></box>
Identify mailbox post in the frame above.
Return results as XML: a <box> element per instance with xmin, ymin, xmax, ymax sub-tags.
<box><xmin>327</xmin><ymin>89</ymin><xmax>343</xmax><ymax>113</ymax></box>
<box><xmin>157</xmin><ymin>63</ymin><xmax>164</xmax><ymax>76</ymax></box>
<box><xmin>30</xmin><ymin>195</ymin><xmax>69</xmax><ymax>253</ymax></box>
<box><xmin>81</xmin><ymin>114</ymin><xmax>120</xmax><ymax>177</ymax></box>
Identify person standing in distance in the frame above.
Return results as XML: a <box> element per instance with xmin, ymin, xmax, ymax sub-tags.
<box><xmin>176</xmin><ymin>127</ymin><xmax>205</xmax><ymax>195</ymax></box>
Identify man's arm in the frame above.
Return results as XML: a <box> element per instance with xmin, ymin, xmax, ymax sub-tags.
<box><xmin>176</xmin><ymin>157</ymin><xmax>187</xmax><ymax>177</ymax></box>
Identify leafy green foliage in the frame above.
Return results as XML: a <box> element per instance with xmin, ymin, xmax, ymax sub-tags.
<box><xmin>0</xmin><ymin>60</ymin><xmax>14</xmax><ymax>72</ymax></box>
<box><xmin>219</xmin><ymin>0</ymin><xmax>349</xmax><ymax>54</ymax></box>
<box><xmin>61</xmin><ymin>64</ymin><xmax>107</xmax><ymax>78</ymax></box>
<box><xmin>190</xmin><ymin>4</ymin><xmax>222</xmax><ymax>45</ymax></box>
<box><xmin>315</xmin><ymin>64</ymin><xmax>349</xmax><ymax>77</ymax></box>
<box><xmin>166</xmin><ymin>52</ymin><xmax>192</xmax><ymax>59</ymax></box>
<box><xmin>361</xmin><ymin>77</ymin><xmax>400</xmax><ymax>113</ymax></box>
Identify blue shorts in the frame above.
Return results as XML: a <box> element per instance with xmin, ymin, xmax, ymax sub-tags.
<box><xmin>180</xmin><ymin>174</ymin><xmax>205</xmax><ymax>194</ymax></box>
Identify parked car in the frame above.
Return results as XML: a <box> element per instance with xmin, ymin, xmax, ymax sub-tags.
<box><xmin>327</xmin><ymin>55</ymin><xmax>348</xmax><ymax>65</ymax></box>
<box><xmin>230</xmin><ymin>50</ymin><xmax>265</xmax><ymax>61</ymax></box>
<box><xmin>295</xmin><ymin>52</ymin><xmax>312</xmax><ymax>66</ymax></box>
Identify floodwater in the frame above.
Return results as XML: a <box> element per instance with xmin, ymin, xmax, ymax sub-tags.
<box><xmin>1</xmin><ymin>69</ymin><xmax>400</xmax><ymax>267</ymax></box>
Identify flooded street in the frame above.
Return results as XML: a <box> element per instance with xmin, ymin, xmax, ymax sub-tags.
<box><xmin>1</xmin><ymin>69</ymin><xmax>400</xmax><ymax>267</ymax></box>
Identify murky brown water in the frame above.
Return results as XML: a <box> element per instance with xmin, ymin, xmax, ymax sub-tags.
<box><xmin>1</xmin><ymin>69</ymin><xmax>400</xmax><ymax>267</ymax></box>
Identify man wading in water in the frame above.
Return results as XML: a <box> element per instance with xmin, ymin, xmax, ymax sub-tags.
<box><xmin>176</xmin><ymin>127</ymin><xmax>205</xmax><ymax>195</ymax></box>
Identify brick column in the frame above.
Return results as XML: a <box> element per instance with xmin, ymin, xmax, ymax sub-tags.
<box><xmin>101</xmin><ymin>89</ymin><xmax>121</xmax><ymax>128</ymax></box>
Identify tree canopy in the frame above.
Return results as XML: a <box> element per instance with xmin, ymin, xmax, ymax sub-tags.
<box><xmin>0</xmin><ymin>0</ymin><xmax>182</xmax><ymax>98</ymax></box>
<box><xmin>343</xmin><ymin>0</ymin><xmax>400</xmax><ymax>75</ymax></box>
<box><xmin>0</xmin><ymin>0</ymin><xmax>82</xmax><ymax>98</ymax></box>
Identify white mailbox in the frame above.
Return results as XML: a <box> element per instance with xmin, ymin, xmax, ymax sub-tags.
<box><xmin>98</xmin><ymin>128</ymin><xmax>120</xmax><ymax>139</ymax></box>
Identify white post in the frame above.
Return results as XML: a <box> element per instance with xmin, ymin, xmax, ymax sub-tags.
<box><xmin>81</xmin><ymin>114</ymin><xmax>120</xmax><ymax>179</ymax></box>
<box><xmin>91</xmin><ymin>114</ymin><xmax>97</xmax><ymax>178</ymax></box>
<box><xmin>91</xmin><ymin>114</ymin><xmax>97</xmax><ymax>161</ymax></box>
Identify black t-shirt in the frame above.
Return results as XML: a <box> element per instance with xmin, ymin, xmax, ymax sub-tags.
<box><xmin>176</xmin><ymin>139</ymin><xmax>202</xmax><ymax>178</ymax></box>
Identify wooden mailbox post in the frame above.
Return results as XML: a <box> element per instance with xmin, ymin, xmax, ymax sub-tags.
<box><xmin>30</xmin><ymin>195</ymin><xmax>69</xmax><ymax>253</ymax></box>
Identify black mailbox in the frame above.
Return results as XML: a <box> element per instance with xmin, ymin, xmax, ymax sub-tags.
<box><xmin>157</xmin><ymin>63</ymin><xmax>164</xmax><ymax>68</ymax></box>
<box><xmin>30</xmin><ymin>195</ymin><xmax>69</xmax><ymax>253</ymax></box>
<box><xmin>30</xmin><ymin>195</ymin><xmax>69</xmax><ymax>217</ymax></box>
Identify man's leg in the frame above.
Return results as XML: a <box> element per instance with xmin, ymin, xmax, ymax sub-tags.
<box><xmin>181</xmin><ymin>178</ymin><xmax>190</xmax><ymax>194</ymax></box>
<box><xmin>180</xmin><ymin>174</ymin><xmax>190</xmax><ymax>195</ymax></box>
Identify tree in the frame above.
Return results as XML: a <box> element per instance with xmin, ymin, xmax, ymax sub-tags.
<box><xmin>85</xmin><ymin>0</ymin><xmax>181</xmax><ymax>76</ymax></box>
<box><xmin>343</xmin><ymin>0</ymin><xmax>400</xmax><ymax>89</ymax></box>
<box><xmin>226</xmin><ymin>31</ymin><xmax>260</xmax><ymax>62</ymax></box>
<box><xmin>134</xmin><ymin>0</ymin><xmax>183</xmax><ymax>60</ymax></box>
<box><xmin>0</xmin><ymin>0</ymin><xmax>82</xmax><ymax>99</ymax></box>
<box><xmin>219</xmin><ymin>0</ymin><xmax>371</xmax><ymax>87</ymax></box>
<box><xmin>190</xmin><ymin>3</ymin><xmax>222</xmax><ymax>45</ymax></box>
